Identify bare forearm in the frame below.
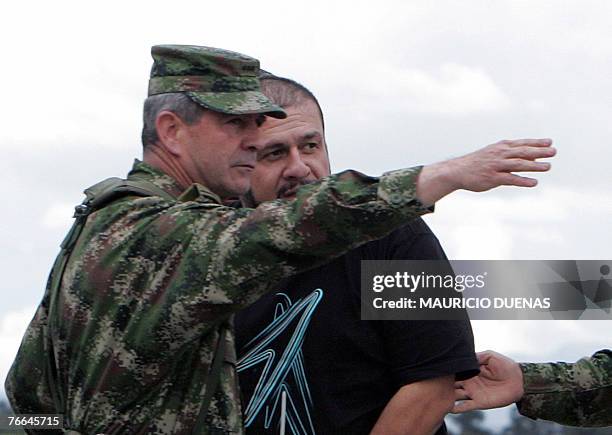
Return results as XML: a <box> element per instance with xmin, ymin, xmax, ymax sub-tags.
<box><xmin>370</xmin><ymin>376</ymin><xmax>454</xmax><ymax>435</ymax></box>
<box><xmin>416</xmin><ymin>161</ymin><xmax>457</xmax><ymax>207</ymax></box>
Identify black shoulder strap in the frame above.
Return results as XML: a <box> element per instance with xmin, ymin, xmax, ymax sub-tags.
<box><xmin>46</xmin><ymin>177</ymin><xmax>226</xmax><ymax>424</ymax></box>
<box><xmin>86</xmin><ymin>178</ymin><xmax>176</xmax><ymax>211</ymax></box>
<box><xmin>60</xmin><ymin>178</ymin><xmax>175</xmax><ymax>252</ymax></box>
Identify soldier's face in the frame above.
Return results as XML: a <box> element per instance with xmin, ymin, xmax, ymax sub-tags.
<box><xmin>248</xmin><ymin>100</ymin><xmax>330</xmax><ymax>204</ymax></box>
<box><xmin>179</xmin><ymin>111</ymin><xmax>265</xmax><ymax>198</ymax></box>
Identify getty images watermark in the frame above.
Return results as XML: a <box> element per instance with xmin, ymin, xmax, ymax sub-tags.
<box><xmin>360</xmin><ymin>261</ymin><xmax>612</xmax><ymax>320</ymax></box>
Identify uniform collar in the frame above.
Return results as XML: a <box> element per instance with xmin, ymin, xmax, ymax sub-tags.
<box><xmin>127</xmin><ymin>159</ymin><xmax>222</xmax><ymax>204</ymax></box>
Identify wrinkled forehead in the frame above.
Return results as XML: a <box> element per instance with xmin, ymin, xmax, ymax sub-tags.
<box><xmin>259</xmin><ymin>101</ymin><xmax>324</xmax><ymax>143</ymax></box>
<box><xmin>263</xmin><ymin>100</ymin><xmax>323</xmax><ymax>132</ymax></box>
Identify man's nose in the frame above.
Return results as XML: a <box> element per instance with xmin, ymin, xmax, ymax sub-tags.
<box><xmin>242</xmin><ymin>117</ymin><xmax>265</xmax><ymax>152</ymax></box>
<box><xmin>283</xmin><ymin>149</ymin><xmax>311</xmax><ymax>180</ymax></box>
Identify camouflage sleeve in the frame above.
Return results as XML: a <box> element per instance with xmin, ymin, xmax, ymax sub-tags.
<box><xmin>68</xmin><ymin>167</ymin><xmax>430</xmax><ymax>360</ymax></box>
<box><xmin>207</xmin><ymin>167</ymin><xmax>428</xmax><ymax>308</ymax></box>
<box><xmin>517</xmin><ymin>349</ymin><xmax>612</xmax><ymax>427</ymax></box>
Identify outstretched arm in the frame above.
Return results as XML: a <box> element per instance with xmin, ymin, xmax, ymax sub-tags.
<box><xmin>452</xmin><ymin>349</ymin><xmax>612</xmax><ymax>428</ymax></box>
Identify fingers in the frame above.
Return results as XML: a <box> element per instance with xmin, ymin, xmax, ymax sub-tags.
<box><xmin>502</xmin><ymin>138</ymin><xmax>553</xmax><ymax>148</ymax></box>
<box><xmin>487</xmin><ymin>139</ymin><xmax>555</xmax><ymax>188</ymax></box>
<box><xmin>453</xmin><ymin>385</ymin><xmax>476</xmax><ymax>414</ymax></box>
<box><xmin>454</xmin><ymin>387</ymin><xmax>470</xmax><ymax>400</ymax></box>
<box><xmin>495</xmin><ymin>173</ymin><xmax>538</xmax><ymax>187</ymax></box>
<box><xmin>447</xmin><ymin>138</ymin><xmax>554</xmax><ymax>193</ymax></box>
<box><xmin>505</xmin><ymin>145</ymin><xmax>557</xmax><ymax>160</ymax></box>
<box><xmin>498</xmin><ymin>159</ymin><xmax>551</xmax><ymax>172</ymax></box>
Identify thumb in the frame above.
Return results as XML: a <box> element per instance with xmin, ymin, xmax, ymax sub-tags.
<box><xmin>477</xmin><ymin>350</ymin><xmax>496</xmax><ymax>365</ymax></box>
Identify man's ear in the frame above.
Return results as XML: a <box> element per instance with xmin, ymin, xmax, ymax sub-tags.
<box><xmin>155</xmin><ymin>110</ymin><xmax>186</xmax><ymax>157</ymax></box>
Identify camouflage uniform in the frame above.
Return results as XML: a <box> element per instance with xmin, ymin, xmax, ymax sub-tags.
<box><xmin>518</xmin><ymin>349</ymin><xmax>612</xmax><ymax>427</ymax></box>
<box><xmin>6</xmin><ymin>44</ymin><xmax>433</xmax><ymax>434</ymax></box>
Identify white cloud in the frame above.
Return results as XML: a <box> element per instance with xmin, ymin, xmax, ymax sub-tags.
<box><xmin>0</xmin><ymin>307</ymin><xmax>36</xmax><ymax>400</ymax></box>
<box><xmin>375</xmin><ymin>63</ymin><xmax>511</xmax><ymax>115</ymax></box>
<box><xmin>443</xmin><ymin>222</ymin><xmax>514</xmax><ymax>260</ymax></box>
<box><xmin>0</xmin><ymin>74</ymin><xmax>142</xmax><ymax>151</ymax></box>
<box><xmin>42</xmin><ymin>203</ymin><xmax>75</xmax><ymax>231</ymax></box>
<box><xmin>424</xmin><ymin>186</ymin><xmax>612</xmax><ymax>260</ymax></box>
<box><xmin>472</xmin><ymin>320</ymin><xmax>612</xmax><ymax>362</ymax></box>
<box><xmin>328</xmin><ymin>62</ymin><xmax>511</xmax><ymax>116</ymax></box>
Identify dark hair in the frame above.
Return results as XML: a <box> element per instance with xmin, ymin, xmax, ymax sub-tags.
<box><xmin>141</xmin><ymin>93</ymin><xmax>206</xmax><ymax>148</ymax></box>
<box><xmin>259</xmin><ymin>73</ymin><xmax>325</xmax><ymax>131</ymax></box>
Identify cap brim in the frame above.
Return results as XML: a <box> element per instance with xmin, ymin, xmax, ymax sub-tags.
<box><xmin>186</xmin><ymin>91</ymin><xmax>286</xmax><ymax>119</ymax></box>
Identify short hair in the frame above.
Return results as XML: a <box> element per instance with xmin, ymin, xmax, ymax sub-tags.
<box><xmin>259</xmin><ymin>73</ymin><xmax>325</xmax><ymax>131</ymax></box>
<box><xmin>141</xmin><ymin>93</ymin><xmax>206</xmax><ymax>148</ymax></box>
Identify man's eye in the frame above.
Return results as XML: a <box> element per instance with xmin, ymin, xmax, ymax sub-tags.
<box><xmin>264</xmin><ymin>149</ymin><xmax>286</xmax><ymax>161</ymax></box>
<box><xmin>227</xmin><ymin>118</ymin><xmax>245</xmax><ymax>127</ymax></box>
<box><xmin>303</xmin><ymin>143</ymin><xmax>319</xmax><ymax>153</ymax></box>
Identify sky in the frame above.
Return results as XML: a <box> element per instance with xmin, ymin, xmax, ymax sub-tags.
<box><xmin>1</xmin><ymin>0</ymin><xmax>611</xmax><ymax>427</ymax></box>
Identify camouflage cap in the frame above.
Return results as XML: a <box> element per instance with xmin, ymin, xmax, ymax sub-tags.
<box><xmin>148</xmin><ymin>45</ymin><xmax>286</xmax><ymax>119</ymax></box>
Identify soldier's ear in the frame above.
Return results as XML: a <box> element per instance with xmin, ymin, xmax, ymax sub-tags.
<box><xmin>155</xmin><ymin>111</ymin><xmax>186</xmax><ymax>157</ymax></box>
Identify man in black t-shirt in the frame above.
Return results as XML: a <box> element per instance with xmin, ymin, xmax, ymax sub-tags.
<box><xmin>235</xmin><ymin>75</ymin><xmax>480</xmax><ymax>434</ymax></box>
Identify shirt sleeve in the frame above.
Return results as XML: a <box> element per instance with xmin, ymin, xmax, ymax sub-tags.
<box><xmin>517</xmin><ymin>349</ymin><xmax>612</xmax><ymax>427</ymax></box>
<box><xmin>378</xmin><ymin>219</ymin><xmax>480</xmax><ymax>386</ymax></box>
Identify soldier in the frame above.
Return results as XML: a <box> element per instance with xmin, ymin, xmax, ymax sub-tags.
<box><xmin>453</xmin><ymin>349</ymin><xmax>612</xmax><ymax>427</ymax></box>
<box><xmin>5</xmin><ymin>44</ymin><xmax>555</xmax><ymax>434</ymax></box>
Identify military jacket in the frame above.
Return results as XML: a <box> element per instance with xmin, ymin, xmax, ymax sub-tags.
<box><xmin>518</xmin><ymin>349</ymin><xmax>612</xmax><ymax>427</ymax></box>
<box><xmin>6</xmin><ymin>160</ymin><xmax>430</xmax><ymax>434</ymax></box>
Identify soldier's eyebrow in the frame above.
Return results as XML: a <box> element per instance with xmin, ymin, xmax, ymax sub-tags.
<box><xmin>261</xmin><ymin>141</ymin><xmax>288</xmax><ymax>151</ymax></box>
<box><xmin>301</xmin><ymin>131</ymin><xmax>322</xmax><ymax>142</ymax></box>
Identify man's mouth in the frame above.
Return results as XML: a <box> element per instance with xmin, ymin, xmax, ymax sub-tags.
<box><xmin>233</xmin><ymin>163</ymin><xmax>255</xmax><ymax>170</ymax></box>
<box><xmin>280</xmin><ymin>187</ymin><xmax>298</xmax><ymax>199</ymax></box>
<box><xmin>278</xmin><ymin>180</ymin><xmax>315</xmax><ymax>199</ymax></box>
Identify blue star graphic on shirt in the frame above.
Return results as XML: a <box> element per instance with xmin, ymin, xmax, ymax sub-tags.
<box><xmin>237</xmin><ymin>289</ymin><xmax>323</xmax><ymax>435</ymax></box>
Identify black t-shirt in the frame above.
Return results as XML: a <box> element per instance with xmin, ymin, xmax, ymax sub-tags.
<box><xmin>235</xmin><ymin>218</ymin><xmax>479</xmax><ymax>434</ymax></box>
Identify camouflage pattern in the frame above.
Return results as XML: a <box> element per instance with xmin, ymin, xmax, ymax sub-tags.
<box><xmin>6</xmin><ymin>160</ymin><xmax>431</xmax><ymax>434</ymax></box>
<box><xmin>148</xmin><ymin>45</ymin><xmax>286</xmax><ymax>119</ymax></box>
<box><xmin>518</xmin><ymin>349</ymin><xmax>612</xmax><ymax>427</ymax></box>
